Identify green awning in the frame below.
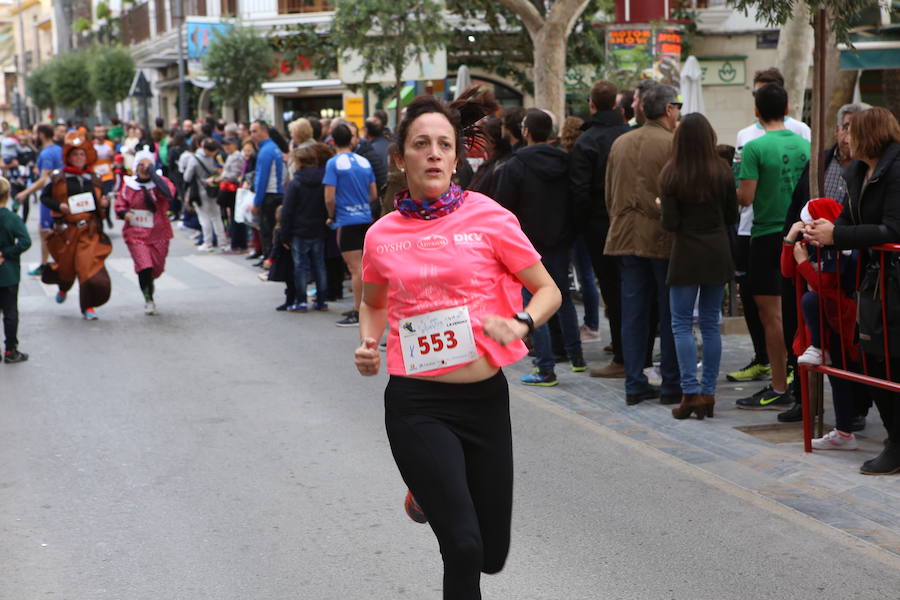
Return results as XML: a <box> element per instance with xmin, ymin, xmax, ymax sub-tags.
<box><xmin>840</xmin><ymin>25</ymin><xmax>900</xmax><ymax>70</ymax></box>
<box><xmin>841</xmin><ymin>48</ymin><xmax>900</xmax><ymax>70</ymax></box>
<box><xmin>387</xmin><ymin>85</ymin><xmax>416</xmax><ymax>109</ymax></box>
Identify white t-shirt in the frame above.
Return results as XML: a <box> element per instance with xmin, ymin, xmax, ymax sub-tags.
<box><xmin>733</xmin><ymin>117</ymin><xmax>812</xmax><ymax>236</ymax></box>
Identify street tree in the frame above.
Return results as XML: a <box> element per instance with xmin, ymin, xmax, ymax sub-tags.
<box><xmin>495</xmin><ymin>0</ymin><xmax>592</xmax><ymax>120</ymax></box>
<box><xmin>26</xmin><ymin>63</ymin><xmax>55</xmax><ymax>111</ymax></box>
<box><xmin>447</xmin><ymin>1</ymin><xmax>610</xmax><ymax>108</ymax></box>
<box><xmin>332</xmin><ymin>0</ymin><xmax>446</xmax><ymax>124</ymax></box>
<box><xmin>203</xmin><ymin>25</ymin><xmax>274</xmax><ymax>121</ymax></box>
<box><xmin>89</xmin><ymin>46</ymin><xmax>135</xmax><ymax>114</ymax></box>
<box><xmin>272</xmin><ymin>23</ymin><xmax>338</xmax><ymax>81</ymax></box>
<box><xmin>48</xmin><ymin>51</ymin><xmax>96</xmax><ymax>116</ymax></box>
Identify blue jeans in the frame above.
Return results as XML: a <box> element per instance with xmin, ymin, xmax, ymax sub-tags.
<box><xmin>525</xmin><ymin>246</ymin><xmax>583</xmax><ymax>375</ymax></box>
<box><xmin>669</xmin><ymin>284</ymin><xmax>724</xmax><ymax>395</ymax></box>
<box><xmin>291</xmin><ymin>236</ymin><xmax>327</xmax><ymax>306</ymax></box>
<box><xmin>573</xmin><ymin>235</ymin><xmax>600</xmax><ymax>331</ymax></box>
<box><xmin>619</xmin><ymin>256</ymin><xmax>680</xmax><ymax>395</ymax></box>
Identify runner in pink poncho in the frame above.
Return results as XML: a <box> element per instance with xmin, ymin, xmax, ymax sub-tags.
<box><xmin>115</xmin><ymin>149</ymin><xmax>175</xmax><ymax>315</ymax></box>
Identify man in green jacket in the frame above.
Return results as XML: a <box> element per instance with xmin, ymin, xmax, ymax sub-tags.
<box><xmin>0</xmin><ymin>175</ymin><xmax>32</xmax><ymax>363</ymax></box>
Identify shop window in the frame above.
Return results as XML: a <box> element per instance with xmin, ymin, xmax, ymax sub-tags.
<box><xmin>221</xmin><ymin>0</ymin><xmax>238</xmax><ymax>16</ymax></box>
<box><xmin>278</xmin><ymin>0</ymin><xmax>331</xmax><ymax>14</ymax></box>
<box><xmin>280</xmin><ymin>96</ymin><xmax>344</xmax><ymax>124</ymax></box>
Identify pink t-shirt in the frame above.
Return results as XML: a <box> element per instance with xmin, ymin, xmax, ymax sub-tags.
<box><xmin>362</xmin><ymin>191</ymin><xmax>541</xmax><ymax>376</ymax></box>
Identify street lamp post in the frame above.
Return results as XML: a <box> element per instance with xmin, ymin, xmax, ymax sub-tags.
<box><xmin>173</xmin><ymin>0</ymin><xmax>188</xmax><ymax>120</ymax></box>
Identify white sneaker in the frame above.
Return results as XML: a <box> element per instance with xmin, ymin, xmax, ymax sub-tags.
<box><xmin>144</xmin><ymin>301</ymin><xmax>156</xmax><ymax>315</ymax></box>
<box><xmin>643</xmin><ymin>366</ymin><xmax>662</xmax><ymax>387</ymax></box>
<box><xmin>580</xmin><ymin>324</ymin><xmax>602</xmax><ymax>343</ymax></box>
<box><xmin>196</xmin><ymin>243</ymin><xmax>212</xmax><ymax>252</ymax></box>
<box><xmin>811</xmin><ymin>428</ymin><xmax>858</xmax><ymax>451</ymax></box>
<box><xmin>797</xmin><ymin>346</ymin><xmax>823</xmax><ymax>365</ymax></box>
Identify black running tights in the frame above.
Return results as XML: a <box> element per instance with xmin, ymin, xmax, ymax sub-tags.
<box><xmin>384</xmin><ymin>371</ymin><xmax>513</xmax><ymax>600</ymax></box>
<box><xmin>138</xmin><ymin>268</ymin><xmax>154</xmax><ymax>300</ymax></box>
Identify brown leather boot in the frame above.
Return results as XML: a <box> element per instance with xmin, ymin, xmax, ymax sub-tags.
<box><xmin>700</xmin><ymin>394</ymin><xmax>715</xmax><ymax>418</ymax></box>
<box><xmin>671</xmin><ymin>393</ymin><xmax>706</xmax><ymax>420</ymax></box>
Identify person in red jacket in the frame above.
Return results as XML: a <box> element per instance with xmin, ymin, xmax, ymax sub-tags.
<box><xmin>782</xmin><ymin>197</ymin><xmax>860</xmax><ymax>450</ymax></box>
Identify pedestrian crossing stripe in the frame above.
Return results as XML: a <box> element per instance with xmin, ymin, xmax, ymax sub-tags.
<box><xmin>105</xmin><ymin>258</ymin><xmax>189</xmax><ymax>291</ymax></box>
<box><xmin>21</xmin><ymin>254</ymin><xmax>261</xmax><ymax>298</ymax></box>
<box><xmin>181</xmin><ymin>255</ymin><xmax>258</xmax><ymax>288</ymax></box>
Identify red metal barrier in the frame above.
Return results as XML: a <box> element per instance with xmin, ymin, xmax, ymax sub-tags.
<box><xmin>799</xmin><ymin>243</ymin><xmax>900</xmax><ymax>452</ymax></box>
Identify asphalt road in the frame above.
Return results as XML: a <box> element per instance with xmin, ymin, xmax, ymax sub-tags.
<box><xmin>2</xmin><ymin>227</ymin><xmax>899</xmax><ymax>599</ymax></box>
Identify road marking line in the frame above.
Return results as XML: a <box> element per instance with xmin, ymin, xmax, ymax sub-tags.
<box><xmin>509</xmin><ymin>385</ymin><xmax>900</xmax><ymax>569</ymax></box>
<box><xmin>106</xmin><ymin>257</ymin><xmax>188</xmax><ymax>290</ymax></box>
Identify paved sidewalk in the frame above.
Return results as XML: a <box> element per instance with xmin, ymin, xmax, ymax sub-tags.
<box><xmin>508</xmin><ymin>327</ymin><xmax>900</xmax><ymax>558</ymax></box>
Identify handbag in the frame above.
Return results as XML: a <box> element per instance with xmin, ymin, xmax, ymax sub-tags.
<box><xmin>234</xmin><ymin>187</ymin><xmax>259</xmax><ymax>229</ymax></box>
<box><xmin>193</xmin><ymin>156</ymin><xmax>219</xmax><ymax>199</ymax></box>
<box><xmin>857</xmin><ymin>256</ymin><xmax>900</xmax><ymax>357</ymax></box>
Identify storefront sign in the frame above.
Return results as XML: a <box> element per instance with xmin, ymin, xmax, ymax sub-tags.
<box><xmin>344</xmin><ymin>97</ymin><xmax>364</xmax><ymax>131</ymax></box>
<box><xmin>186</xmin><ymin>21</ymin><xmax>233</xmax><ymax>61</ymax></box>
<box><xmin>607</xmin><ymin>26</ymin><xmax>653</xmax><ymax>72</ymax></box>
<box><xmin>698</xmin><ymin>58</ymin><xmax>746</xmax><ymax>86</ymax></box>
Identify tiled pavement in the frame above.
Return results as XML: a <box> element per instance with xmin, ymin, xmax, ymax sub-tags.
<box><xmin>506</xmin><ymin>327</ymin><xmax>900</xmax><ymax>558</ymax></box>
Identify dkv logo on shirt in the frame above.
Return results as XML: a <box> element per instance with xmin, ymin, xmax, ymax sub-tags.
<box><xmin>453</xmin><ymin>232</ymin><xmax>484</xmax><ymax>245</ymax></box>
<box><xmin>417</xmin><ymin>235</ymin><xmax>448</xmax><ymax>251</ymax></box>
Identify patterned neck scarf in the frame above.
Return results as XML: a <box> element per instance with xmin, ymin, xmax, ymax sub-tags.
<box><xmin>394</xmin><ymin>183</ymin><xmax>465</xmax><ymax>220</ymax></box>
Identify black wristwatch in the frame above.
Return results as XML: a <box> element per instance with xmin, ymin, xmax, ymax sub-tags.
<box><xmin>513</xmin><ymin>311</ymin><xmax>534</xmax><ymax>334</ymax></box>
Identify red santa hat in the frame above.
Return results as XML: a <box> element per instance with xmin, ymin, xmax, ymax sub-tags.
<box><xmin>800</xmin><ymin>197</ymin><xmax>844</xmax><ymax>224</ymax></box>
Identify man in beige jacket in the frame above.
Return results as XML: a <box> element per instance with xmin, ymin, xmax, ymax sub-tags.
<box><xmin>604</xmin><ymin>82</ymin><xmax>682</xmax><ymax>406</ymax></box>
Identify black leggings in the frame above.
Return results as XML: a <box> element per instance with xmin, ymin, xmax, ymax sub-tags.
<box><xmin>384</xmin><ymin>371</ymin><xmax>513</xmax><ymax>600</ymax></box>
<box><xmin>138</xmin><ymin>268</ymin><xmax>154</xmax><ymax>301</ymax></box>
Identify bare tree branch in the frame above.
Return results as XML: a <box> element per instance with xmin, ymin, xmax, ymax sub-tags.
<box><xmin>497</xmin><ymin>0</ymin><xmax>544</xmax><ymax>36</ymax></box>
<box><xmin>547</xmin><ymin>0</ymin><xmax>592</xmax><ymax>34</ymax></box>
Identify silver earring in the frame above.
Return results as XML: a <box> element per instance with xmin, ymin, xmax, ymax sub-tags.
<box><xmin>453</xmin><ymin>168</ymin><xmax>457</xmax><ymax>174</ymax></box>
<box><xmin>400</xmin><ymin>167</ymin><xmax>405</xmax><ymax>173</ymax></box>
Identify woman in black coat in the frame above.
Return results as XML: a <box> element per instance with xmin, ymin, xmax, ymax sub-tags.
<box><xmin>805</xmin><ymin>107</ymin><xmax>900</xmax><ymax>475</ymax></box>
<box><xmin>659</xmin><ymin>113</ymin><xmax>739</xmax><ymax>421</ymax></box>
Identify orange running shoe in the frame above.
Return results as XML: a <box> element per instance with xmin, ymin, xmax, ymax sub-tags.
<box><xmin>404</xmin><ymin>490</ymin><xmax>427</xmax><ymax>524</ymax></box>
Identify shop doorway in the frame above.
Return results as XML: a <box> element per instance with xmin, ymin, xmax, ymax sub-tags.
<box><xmin>280</xmin><ymin>96</ymin><xmax>345</xmax><ymax>123</ymax></box>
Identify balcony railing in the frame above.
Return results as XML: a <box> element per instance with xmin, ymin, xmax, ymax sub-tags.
<box><xmin>278</xmin><ymin>0</ymin><xmax>331</xmax><ymax>14</ymax></box>
<box><xmin>121</xmin><ymin>2</ymin><xmax>151</xmax><ymax>46</ymax></box>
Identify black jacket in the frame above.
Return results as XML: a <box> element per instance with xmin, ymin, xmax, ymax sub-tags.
<box><xmin>495</xmin><ymin>143</ymin><xmax>573</xmax><ymax>253</ymax></box>
<box><xmin>355</xmin><ymin>139</ymin><xmax>387</xmax><ymax>193</ymax></box>
<box><xmin>569</xmin><ymin>110</ymin><xmax>631</xmax><ymax>235</ymax></box>
<box><xmin>280</xmin><ymin>166</ymin><xmax>328</xmax><ymax>241</ymax></box>
<box><xmin>835</xmin><ymin>141</ymin><xmax>900</xmax><ymax>253</ymax></box>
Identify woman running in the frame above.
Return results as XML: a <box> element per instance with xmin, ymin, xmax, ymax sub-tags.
<box><xmin>354</xmin><ymin>88</ymin><xmax>562</xmax><ymax>599</ymax></box>
<box><xmin>115</xmin><ymin>149</ymin><xmax>176</xmax><ymax>315</ymax></box>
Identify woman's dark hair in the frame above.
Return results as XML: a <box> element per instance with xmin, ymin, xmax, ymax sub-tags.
<box><xmin>618</xmin><ymin>89</ymin><xmax>635</xmax><ymax>121</ymax></box>
<box><xmin>308</xmin><ymin>116</ymin><xmax>322</xmax><ymax>141</ymax></box>
<box><xmin>269</xmin><ymin>127</ymin><xmax>290</xmax><ymax>153</ymax></box>
<box><xmin>392</xmin><ymin>86</ymin><xmax>500</xmax><ymax>162</ymax></box>
<box><xmin>170</xmin><ymin>131</ymin><xmax>186</xmax><ymax>147</ymax></box>
<box><xmin>468</xmin><ymin>115</ymin><xmax>510</xmax><ymax>192</ymax></box>
<box><xmin>659</xmin><ymin>113</ymin><xmax>729</xmax><ymax>204</ymax></box>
